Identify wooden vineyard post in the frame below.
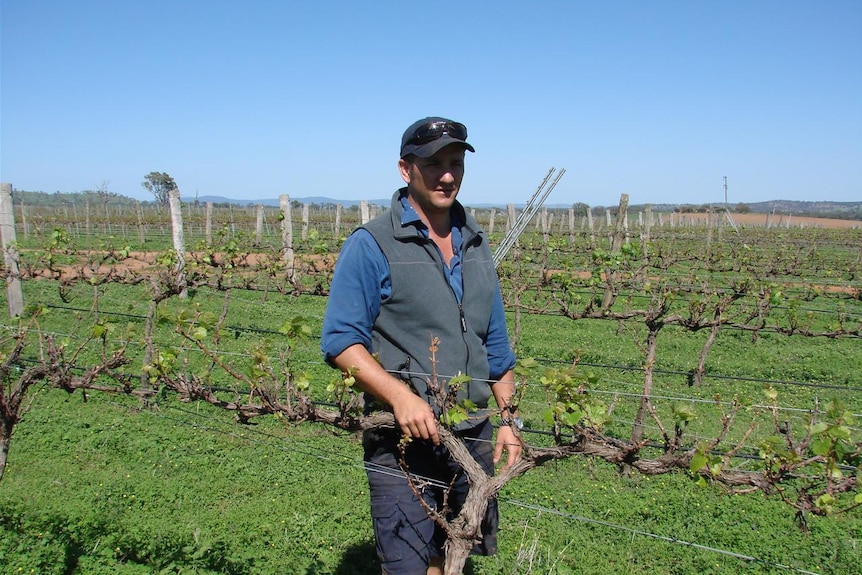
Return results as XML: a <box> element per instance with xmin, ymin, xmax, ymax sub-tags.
<box><xmin>279</xmin><ymin>195</ymin><xmax>295</xmax><ymax>282</ymax></box>
<box><xmin>135</xmin><ymin>201</ymin><xmax>146</xmax><ymax>245</ymax></box>
<box><xmin>301</xmin><ymin>203</ymin><xmax>309</xmax><ymax>241</ymax></box>
<box><xmin>168</xmin><ymin>189</ymin><xmax>188</xmax><ymax>298</ymax></box>
<box><xmin>643</xmin><ymin>205</ymin><xmax>652</xmax><ymax>254</ymax></box>
<box><xmin>540</xmin><ymin>208</ymin><xmax>549</xmax><ymax>246</ymax></box>
<box><xmin>601</xmin><ymin>193</ymin><xmax>629</xmax><ymax>310</ymax></box>
<box><xmin>18</xmin><ymin>203</ymin><xmax>28</xmax><ymax>241</ymax></box>
<box><xmin>254</xmin><ymin>205</ymin><xmax>264</xmax><ymax>246</ymax></box>
<box><xmin>706</xmin><ymin>209</ymin><xmax>715</xmax><ymax>251</ymax></box>
<box><xmin>205</xmin><ymin>202</ymin><xmax>213</xmax><ymax>245</ymax></box>
<box><xmin>359</xmin><ymin>200</ymin><xmax>370</xmax><ymax>224</ymax></box>
<box><xmin>586</xmin><ymin>206</ymin><xmax>595</xmax><ymax>248</ymax></box>
<box><xmin>85</xmin><ymin>198</ymin><xmax>91</xmax><ymax>240</ymax></box>
<box><xmin>638</xmin><ymin>205</ymin><xmax>653</xmax><ymax>284</ymax></box>
<box><xmin>623</xmin><ymin>206</ymin><xmax>630</xmax><ymax>243</ymax></box>
<box><xmin>0</xmin><ymin>183</ymin><xmax>23</xmax><ymax>317</ymax></box>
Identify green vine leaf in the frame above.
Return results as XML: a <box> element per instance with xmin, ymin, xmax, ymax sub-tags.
<box><xmin>690</xmin><ymin>452</ymin><xmax>708</xmax><ymax>473</ymax></box>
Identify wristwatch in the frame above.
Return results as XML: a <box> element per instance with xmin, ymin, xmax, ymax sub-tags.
<box><xmin>500</xmin><ymin>416</ymin><xmax>524</xmax><ymax>430</ymax></box>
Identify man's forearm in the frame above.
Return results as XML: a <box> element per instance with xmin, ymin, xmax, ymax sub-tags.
<box><xmin>330</xmin><ymin>343</ymin><xmax>412</xmax><ymax>405</ymax></box>
<box><xmin>491</xmin><ymin>370</ymin><xmax>519</xmax><ymax>417</ymax></box>
<box><xmin>491</xmin><ymin>369</ymin><xmax>523</xmax><ymax>466</ymax></box>
<box><xmin>331</xmin><ymin>343</ymin><xmax>440</xmax><ymax>444</ymax></box>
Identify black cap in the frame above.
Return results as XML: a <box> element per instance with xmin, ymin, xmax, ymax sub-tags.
<box><xmin>400</xmin><ymin>116</ymin><xmax>476</xmax><ymax>158</ymax></box>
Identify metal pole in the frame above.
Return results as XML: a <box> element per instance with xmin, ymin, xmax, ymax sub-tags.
<box><xmin>494</xmin><ymin>168</ymin><xmax>566</xmax><ymax>266</ymax></box>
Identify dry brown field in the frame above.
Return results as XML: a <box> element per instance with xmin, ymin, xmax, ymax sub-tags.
<box><xmin>681</xmin><ymin>212</ymin><xmax>861</xmax><ymax>229</ymax></box>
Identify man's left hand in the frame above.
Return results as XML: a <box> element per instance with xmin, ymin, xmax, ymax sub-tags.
<box><xmin>493</xmin><ymin>424</ymin><xmax>522</xmax><ymax>469</ymax></box>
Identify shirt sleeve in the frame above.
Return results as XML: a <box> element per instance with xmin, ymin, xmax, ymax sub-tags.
<box><xmin>486</xmin><ymin>280</ymin><xmax>517</xmax><ymax>380</ymax></box>
<box><xmin>320</xmin><ymin>229</ymin><xmax>389</xmax><ymax>364</ymax></box>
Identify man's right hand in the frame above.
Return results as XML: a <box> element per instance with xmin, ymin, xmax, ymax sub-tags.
<box><xmin>331</xmin><ymin>344</ymin><xmax>440</xmax><ymax>445</ymax></box>
<box><xmin>391</xmin><ymin>389</ymin><xmax>440</xmax><ymax>445</ymax></box>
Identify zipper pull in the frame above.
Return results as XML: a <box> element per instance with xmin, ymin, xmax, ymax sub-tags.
<box><xmin>459</xmin><ymin>304</ymin><xmax>467</xmax><ymax>333</ymax></box>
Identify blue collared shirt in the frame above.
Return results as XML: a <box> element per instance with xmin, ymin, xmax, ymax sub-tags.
<box><xmin>321</xmin><ymin>195</ymin><xmax>516</xmax><ymax>380</ymax></box>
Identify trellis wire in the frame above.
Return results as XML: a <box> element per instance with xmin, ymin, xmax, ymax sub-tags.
<box><xmin>138</xmin><ymin>400</ymin><xmax>828</xmax><ymax>575</ymax></box>
<box><xmin>9</xmin><ymin>307</ymin><xmax>860</xmax><ymax>411</ymax></box>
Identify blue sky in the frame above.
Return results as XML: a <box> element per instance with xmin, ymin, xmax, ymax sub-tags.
<box><xmin>2</xmin><ymin>0</ymin><xmax>860</xmax><ymax>207</ymax></box>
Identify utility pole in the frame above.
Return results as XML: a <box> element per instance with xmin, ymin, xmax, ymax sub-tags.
<box><xmin>724</xmin><ymin>176</ymin><xmax>728</xmax><ymax>208</ymax></box>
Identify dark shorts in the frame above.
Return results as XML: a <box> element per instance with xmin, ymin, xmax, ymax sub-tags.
<box><xmin>363</xmin><ymin>418</ymin><xmax>498</xmax><ymax>574</ymax></box>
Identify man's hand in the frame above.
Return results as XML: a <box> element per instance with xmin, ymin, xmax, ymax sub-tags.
<box><xmin>331</xmin><ymin>345</ymin><xmax>440</xmax><ymax>445</ymax></box>
<box><xmin>493</xmin><ymin>424</ymin><xmax>522</xmax><ymax>468</ymax></box>
<box><xmin>391</xmin><ymin>390</ymin><xmax>440</xmax><ymax>445</ymax></box>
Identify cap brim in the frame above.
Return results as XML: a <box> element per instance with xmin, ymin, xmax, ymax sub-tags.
<box><xmin>401</xmin><ymin>135</ymin><xmax>475</xmax><ymax>158</ymax></box>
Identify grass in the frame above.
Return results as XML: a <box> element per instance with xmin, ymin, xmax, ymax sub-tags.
<box><xmin>1</xmin><ymin>391</ymin><xmax>373</xmax><ymax>575</ymax></box>
<box><xmin>3</xmin><ymin>390</ymin><xmax>859</xmax><ymax>574</ymax></box>
<box><xmin>1</xmin><ymin>223</ymin><xmax>861</xmax><ymax>574</ymax></box>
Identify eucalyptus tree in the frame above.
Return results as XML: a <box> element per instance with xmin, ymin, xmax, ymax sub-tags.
<box><xmin>141</xmin><ymin>171</ymin><xmax>178</xmax><ymax>206</ymax></box>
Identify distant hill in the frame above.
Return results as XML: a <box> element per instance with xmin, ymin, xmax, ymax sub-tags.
<box><xmin>11</xmin><ymin>189</ymin><xmax>139</xmax><ymax>207</ymax></box>
<box><xmin>194</xmin><ymin>195</ymin><xmax>391</xmax><ymax>208</ymax></box>
<box><xmin>629</xmin><ymin>200</ymin><xmax>862</xmax><ymax>221</ymax></box>
<box><xmin>746</xmin><ymin>200</ymin><xmax>861</xmax><ymax>216</ymax></box>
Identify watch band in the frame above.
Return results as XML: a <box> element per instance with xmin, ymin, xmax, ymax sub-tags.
<box><xmin>500</xmin><ymin>416</ymin><xmax>524</xmax><ymax>430</ymax></box>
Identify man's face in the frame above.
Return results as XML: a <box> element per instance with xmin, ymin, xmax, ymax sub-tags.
<box><xmin>399</xmin><ymin>145</ymin><xmax>466</xmax><ymax>217</ymax></box>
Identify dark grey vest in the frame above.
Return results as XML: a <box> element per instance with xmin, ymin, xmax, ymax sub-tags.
<box><xmin>361</xmin><ymin>190</ymin><xmax>498</xmax><ymax>426</ymax></box>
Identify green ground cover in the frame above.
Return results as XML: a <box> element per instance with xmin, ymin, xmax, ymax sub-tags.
<box><xmin>2</xmin><ymin>280</ymin><xmax>860</xmax><ymax>574</ymax></box>
<box><xmin>1</xmin><ymin>221</ymin><xmax>860</xmax><ymax>574</ymax></box>
<box><xmin>2</xmin><ymin>388</ymin><xmax>859</xmax><ymax>574</ymax></box>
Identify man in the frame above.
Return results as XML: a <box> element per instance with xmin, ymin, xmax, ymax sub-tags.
<box><xmin>321</xmin><ymin>117</ymin><xmax>522</xmax><ymax>574</ymax></box>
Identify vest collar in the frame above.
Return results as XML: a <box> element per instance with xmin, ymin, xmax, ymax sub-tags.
<box><xmin>388</xmin><ymin>188</ymin><xmax>483</xmax><ymax>245</ymax></box>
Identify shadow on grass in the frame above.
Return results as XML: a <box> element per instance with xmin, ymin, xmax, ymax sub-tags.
<box><xmin>331</xmin><ymin>541</ymin><xmax>379</xmax><ymax>574</ymax></box>
<box><xmin>329</xmin><ymin>541</ymin><xmax>478</xmax><ymax>575</ymax></box>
